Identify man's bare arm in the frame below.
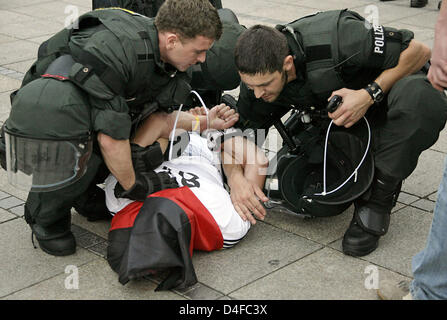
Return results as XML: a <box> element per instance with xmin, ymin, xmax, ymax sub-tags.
<box><xmin>329</xmin><ymin>39</ymin><xmax>431</xmax><ymax>128</ymax></box>
<box><xmin>97</xmin><ymin>133</ymin><xmax>135</xmax><ymax>190</ymax></box>
<box><xmin>221</xmin><ymin>136</ymin><xmax>269</xmax><ymax>224</ymax></box>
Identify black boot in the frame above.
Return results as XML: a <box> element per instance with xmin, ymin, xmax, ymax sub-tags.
<box><xmin>342</xmin><ymin>170</ymin><xmax>402</xmax><ymax>257</ymax></box>
<box><xmin>411</xmin><ymin>0</ymin><xmax>428</xmax><ymax>7</ymax></box>
<box><xmin>31</xmin><ymin>215</ymin><xmax>76</xmax><ymax>256</ymax></box>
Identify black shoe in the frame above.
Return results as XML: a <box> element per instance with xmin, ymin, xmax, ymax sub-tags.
<box><xmin>31</xmin><ymin>218</ymin><xmax>76</xmax><ymax>256</ymax></box>
<box><xmin>342</xmin><ymin>170</ymin><xmax>401</xmax><ymax>257</ymax></box>
<box><xmin>411</xmin><ymin>0</ymin><xmax>428</xmax><ymax>7</ymax></box>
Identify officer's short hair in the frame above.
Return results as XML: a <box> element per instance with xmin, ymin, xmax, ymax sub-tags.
<box><xmin>155</xmin><ymin>0</ymin><xmax>222</xmax><ymax>41</ymax></box>
<box><xmin>235</xmin><ymin>25</ymin><xmax>289</xmax><ymax>75</ymax></box>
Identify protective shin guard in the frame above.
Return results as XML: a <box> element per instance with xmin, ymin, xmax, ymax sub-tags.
<box><xmin>342</xmin><ymin>170</ymin><xmax>402</xmax><ymax>257</ymax></box>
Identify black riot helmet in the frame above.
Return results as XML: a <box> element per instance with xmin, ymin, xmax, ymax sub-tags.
<box><xmin>272</xmin><ymin>117</ymin><xmax>374</xmax><ymax>217</ymax></box>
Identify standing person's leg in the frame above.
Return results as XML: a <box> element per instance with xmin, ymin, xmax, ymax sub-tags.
<box><xmin>410</xmin><ymin>157</ymin><xmax>447</xmax><ymax>299</ymax></box>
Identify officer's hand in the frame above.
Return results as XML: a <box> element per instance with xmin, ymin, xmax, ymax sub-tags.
<box><xmin>228</xmin><ymin>173</ymin><xmax>268</xmax><ymax>225</ymax></box>
<box><xmin>327</xmin><ymin>88</ymin><xmax>374</xmax><ymax>128</ymax></box>
<box><xmin>208</xmin><ymin>104</ymin><xmax>239</xmax><ymax>130</ymax></box>
<box><xmin>114</xmin><ymin>171</ymin><xmax>178</xmax><ymax>201</ymax></box>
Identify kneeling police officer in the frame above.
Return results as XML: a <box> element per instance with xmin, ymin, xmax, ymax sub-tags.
<box><xmin>232</xmin><ymin>9</ymin><xmax>447</xmax><ymax>256</ymax></box>
<box><xmin>0</xmin><ymin>0</ymin><xmax>238</xmax><ymax>256</ymax></box>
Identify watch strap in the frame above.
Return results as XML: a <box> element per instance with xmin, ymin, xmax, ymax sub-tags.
<box><xmin>364</xmin><ymin>82</ymin><xmax>384</xmax><ymax>103</ymax></box>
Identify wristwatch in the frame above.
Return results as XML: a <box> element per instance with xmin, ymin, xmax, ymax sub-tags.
<box><xmin>364</xmin><ymin>82</ymin><xmax>384</xmax><ymax>103</ymax></box>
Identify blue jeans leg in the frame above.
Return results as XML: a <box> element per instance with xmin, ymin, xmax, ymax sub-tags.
<box><xmin>410</xmin><ymin>157</ymin><xmax>447</xmax><ymax>300</ymax></box>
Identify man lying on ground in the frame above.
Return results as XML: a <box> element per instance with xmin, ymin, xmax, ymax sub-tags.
<box><xmin>104</xmin><ymin>108</ymin><xmax>269</xmax><ymax>290</ymax></box>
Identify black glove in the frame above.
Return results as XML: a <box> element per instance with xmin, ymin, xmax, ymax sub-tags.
<box><xmin>131</xmin><ymin>142</ymin><xmax>164</xmax><ymax>173</ymax></box>
<box><xmin>114</xmin><ymin>171</ymin><xmax>179</xmax><ymax>201</ymax></box>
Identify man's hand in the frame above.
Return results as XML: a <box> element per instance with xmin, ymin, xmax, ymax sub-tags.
<box><xmin>428</xmin><ymin>16</ymin><xmax>447</xmax><ymax>91</ymax></box>
<box><xmin>189</xmin><ymin>104</ymin><xmax>239</xmax><ymax>131</ymax></box>
<box><xmin>228</xmin><ymin>168</ymin><xmax>268</xmax><ymax>225</ymax></box>
<box><xmin>328</xmin><ymin>88</ymin><xmax>374</xmax><ymax>128</ymax></box>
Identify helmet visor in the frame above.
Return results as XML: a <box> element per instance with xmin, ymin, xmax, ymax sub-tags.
<box><xmin>4</xmin><ymin>130</ymin><xmax>92</xmax><ymax>192</ymax></box>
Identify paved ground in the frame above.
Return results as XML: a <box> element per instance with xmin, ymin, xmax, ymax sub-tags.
<box><xmin>0</xmin><ymin>0</ymin><xmax>445</xmax><ymax>301</ymax></box>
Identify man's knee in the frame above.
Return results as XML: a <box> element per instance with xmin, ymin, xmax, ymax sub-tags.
<box><xmin>387</xmin><ymin>74</ymin><xmax>447</xmax><ymax>127</ymax></box>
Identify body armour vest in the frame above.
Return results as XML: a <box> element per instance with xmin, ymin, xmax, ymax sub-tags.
<box><xmin>276</xmin><ymin>9</ymin><xmax>354</xmax><ymax>99</ymax></box>
<box><xmin>20</xmin><ymin>8</ymin><xmax>191</xmax><ymax>119</ymax></box>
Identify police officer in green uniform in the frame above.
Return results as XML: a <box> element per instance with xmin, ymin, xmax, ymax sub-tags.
<box><xmin>232</xmin><ymin>9</ymin><xmax>447</xmax><ymax>257</ymax></box>
<box><xmin>1</xmin><ymin>0</ymin><xmax>240</xmax><ymax>257</ymax></box>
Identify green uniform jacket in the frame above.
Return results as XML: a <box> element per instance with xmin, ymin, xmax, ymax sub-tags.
<box><xmin>13</xmin><ymin>8</ymin><xmax>191</xmax><ymax>141</ymax></box>
<box><xmin>235</xmin><ymin>10</ymin><xmax>414</xmax><ymax>131</ymax></box>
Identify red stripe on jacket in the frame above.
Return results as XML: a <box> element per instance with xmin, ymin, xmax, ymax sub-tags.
<box><xmin>109</xmin><ymin>186</ymin><xmax>223</xmax><ymax>254</ymax></box>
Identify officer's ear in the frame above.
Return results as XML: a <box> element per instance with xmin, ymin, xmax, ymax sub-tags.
<box><xmin>283</xmin><ymin>55</ymin><xmax>294</xmax><ymax>72</ymax></box>
<box><xmin>165</xmin><ymin>32</ymin><xmax>179</xmax><ymax>51</ymax></box>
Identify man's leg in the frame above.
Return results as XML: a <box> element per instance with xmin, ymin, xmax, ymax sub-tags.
<box><xmin>25</xmin><ymin>152</ymin><xmax>103</xmax><ymax>256</ymax></box>
<box><xmin>377</xmin><ymin>157</ymin><xmax>447</xmax><ymax>300</ymax></box>
<box><xmin>410</xmin><ymin>157</ymin><xmax>447</xmax><ymax>299</ymax></box>
<box><xmin>343</xmin><ymin>74</ymin><xmax>447</xmax><ymax>257</ymax></box>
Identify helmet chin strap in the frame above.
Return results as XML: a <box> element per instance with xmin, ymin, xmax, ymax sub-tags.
<box><xmin>168</xmin><ymin>90</ymin><xmax>209</xmax><ymax>161</ymax></box>
<box><xmin>313</xmin><ymin>116</ymin><xmax>371</xmax><ymax>197</ymax></box>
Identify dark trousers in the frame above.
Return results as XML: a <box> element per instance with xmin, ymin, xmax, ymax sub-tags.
<box><xmin>369</xmin><ymin>73</ymin><xmax>447</xmax><ymax>180</ymax></box>
<box><xmin>24</xmin><ymin>151</ymin><xmax>106</xmax><ymax>227</ymax></box>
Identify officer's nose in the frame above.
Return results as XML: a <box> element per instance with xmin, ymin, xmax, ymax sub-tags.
<box><xmin>197</xmin><ymin>52</ymin><xmax>206</xmax><ymax>64</ymax></box>
<box><xmin>253</xmin><ymin>87</ymin><xmax>264</xmax><ymax>99</ymax></box>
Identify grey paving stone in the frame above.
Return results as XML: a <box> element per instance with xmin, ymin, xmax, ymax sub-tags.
<box><xmin>0</xmin><ymin>170</ymin><xmax>29</xmax><ymax>201</ymax></box>
<box><xmin>428</xmin><ymin>191</ymin><xmax>439</xmax><ymax>202</ymax></box>
<box><xmin>0</xmin><ymin>19</ymin><xmax>62</xmax><ymax>41</ymax></box>
<box><xmin>0</xmin><ymin>90</ymin><xmax>13</xmax><ymax>123</ymax></box>
<box><xmin>0</xmin><ymin>0</ymin><xmax>47</xmax><ymax>10</ymax></box>
<box><xmin>61</xmin><ymin>0</ymin><xmax>93</xmax><ymax>9</ymax></box>
<box><xmin>3</xmin><ymin>59</ymin><xmax>34</xmax><ymax>74</ymax></box>
<box><xmin>397</xmin><ymin>192</ymin><xmax>420</xmax><ymax>205</ymax></box>
<box><xmin>229</xmin><ymin>247</ymin><xmax>412</xmax><ymax>300</ymax></box>
<box><xmin>175</xmin><ymin>282</ymin><xmax>225</xmax><ymax>300</ymax></box>
<box><xmin>86</xmin><ymin>241</ymin><xmax>108</xmax><ymax>258</ymax></box>
<box><xmin>0</xmin><ymin>40</ymin><xmax>39</xmax><ymax>65</ymax></box>
<box><xmin>8</xmin><ymin>204</ymin><xmax>25</xmax><ymax>217</ymax></box>
<box><xmin>0</xmin><ymin>9</ymin><xmax>36</xmax><ymax>25</ymax></box>
<box><xmin>0</xmin><ymin>218</ymin><xmax>97</xmax><ymax>298</ymax></box>
<box><xmin>0</xmin><ymin>34</ymin><xmax>18</xmax><ymax>44</ymax></box>
<box><xmin>71</xmin><ymin>210</ymin><xmax>111</xmax><ymax>239</ymax></box>
<box><xmin>9</xmin><ymin>1</ymin><xmax>87</xmax><ymax>19</ymax></box>
<box><xmin>0</xmin><ymin>74</ymin><xmax>21</xmax><ymax>93</ymax></box>
<box><xmin>431</xmin><ymin>129</ymin><xmax>447</xmax><ymax>153</ymax></box>
<box><xmin>402</xmin><ymin>149</ymin><xmax>446</xmax><ymax>198</ymax></box>
<box><xmin>0</xmin><ymin>196</ymin><xmax>24</xmax><ymax>210</ymax></box>
<box><xmin>353</xmin><ymin>2</ymin><xmax>424</xmax><ymax>24</ymax></box>
<box><xmin>392</xmin><ymin>202</ymin><xmax>406</xmax><ymax>213</ymax></box>
<box><xmin>3</xmin><ymin>258</ymin><xmax>186</xmax><ymax>300</ymax></box>
<box><xmin>330</xmin><ymin>206</ymin><xmax>433</xmax><ymax>277</ymax></box>
<box><xmin>263</xmin><ymin>205</ymin><xmax>354</xmax><ymax>245</ymax></box>
<box><xmin>191</xmin><ymin>221</ymin><xmax>322</xmax><ymax>294</ymax></box>
<box><xmin>395</xmin><ymin>10</ymin><xmax>441</xmax><ymax>29</ymax></box>
<box><xmin>0</xmin><ymin>190</ymin><xmax>9</xmax><ymax>200</ymax></box>
<box><xmin>411</xmin><ymin>199</ymin><xmax>435</xmax><ymax>212</ymax></box>
<box><xmin>295</xmin><ymin>0</ymin><xmax>376</xmax><ymax>11</ymax></box>
<box><xmin>0</xmin><ymin>208</ymin><xmax>17</xmax><ymax>223</ymax></box>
